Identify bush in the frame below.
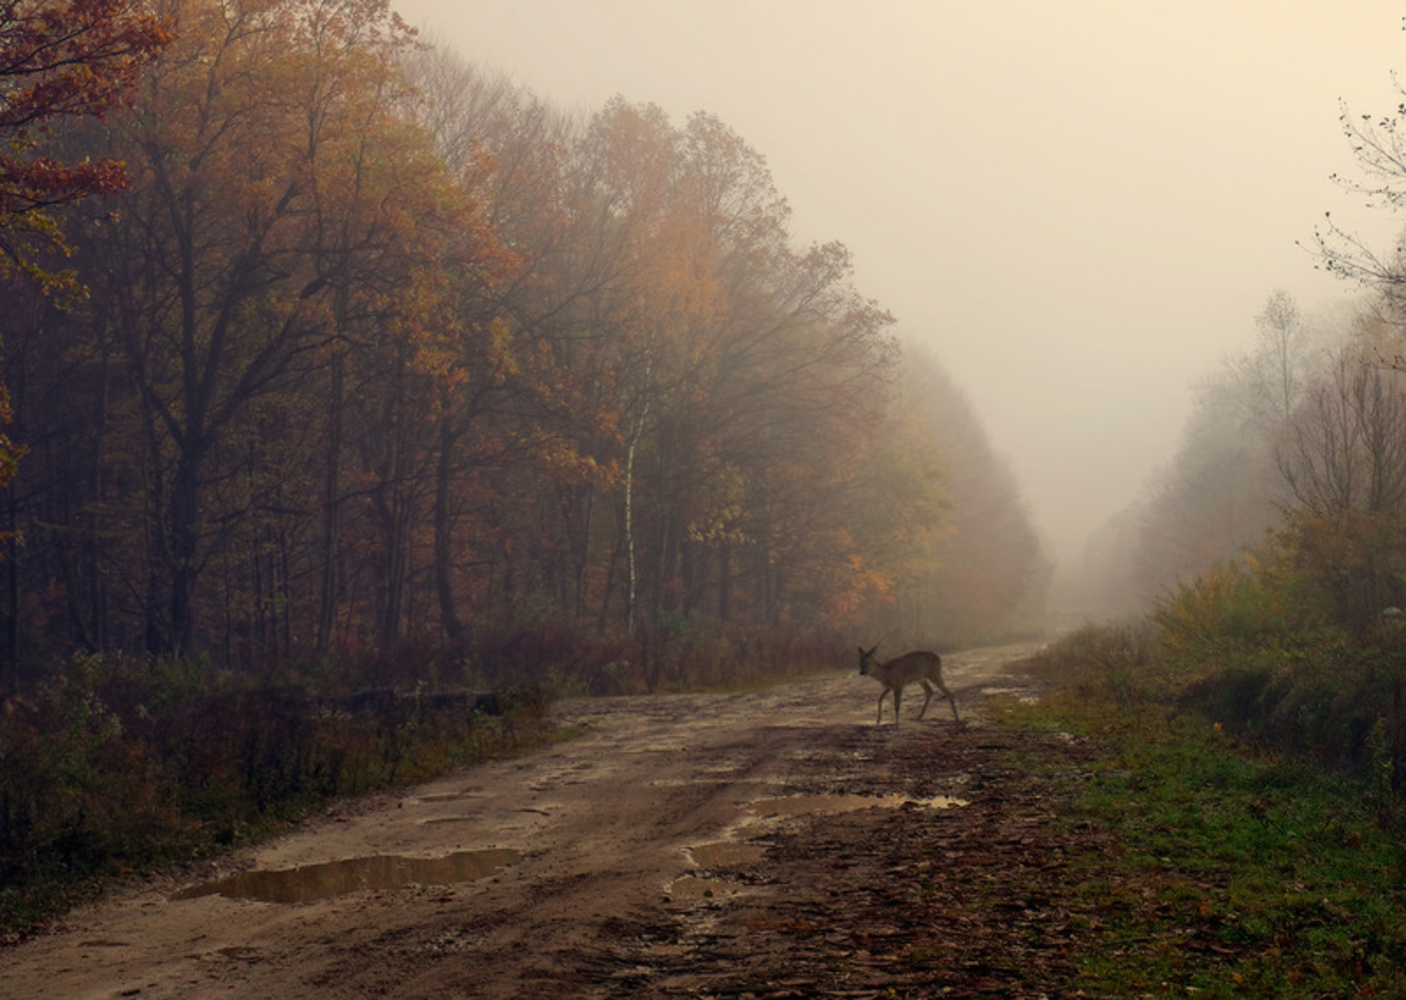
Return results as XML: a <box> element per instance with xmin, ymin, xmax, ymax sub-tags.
<box><xmin>1178</xmin><ymin>641</ymin><xmax>1400</xmax><ymax>770</ymax></box>
<box><xmin>1027</xmin><ymin>621</ymin><xmax>1158</xmax><ymax>707</ymax></box>
<box><xmin>1037</xmin><ymin>600</ymin><xmax>1406</xmax><ymax>783</ymax></box>
<box><xmin>1153</xmin><ymin>561</ymin><xmax>1326</xmax><ymax>666</ymax></box>
<box><xmin>0</xmin><ymin>646</ymin><xmax>558</xmax><ymax>940</ymax></box>
<box><xmin>0</xmin><ymin>620</ymin><xmax>848</xmax><ymax>939</ymax></box>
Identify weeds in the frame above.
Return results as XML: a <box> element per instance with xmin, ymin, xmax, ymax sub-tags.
<box><xmin>0</xmin><ymin>623</ymin><xmax>847</xmax><ymax>942</ymax></box>
<box><xmin>0</xmin><ymin>649</ymin><xmax>558</xmax><ymax>941</ymax></box>
<box><xmin>1010</xmin><ymin>624</ymin><xmax>1406</xmax><ymax>996</ymax></box>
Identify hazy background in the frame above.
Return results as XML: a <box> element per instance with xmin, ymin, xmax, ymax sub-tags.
<box><xmin>391</xmin><ymin>0</ymin><xmax>1406</xmax><ymax>584</ymax></box>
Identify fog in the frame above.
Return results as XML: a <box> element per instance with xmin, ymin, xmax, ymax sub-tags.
<box><xmin>393</xmin><ymin>0</ymin><xmax>1406</xmax><ymax>579</ymax></box>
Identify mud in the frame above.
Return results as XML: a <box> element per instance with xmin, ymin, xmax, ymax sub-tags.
<box><xmin>170</xmin><ymin>849</ymin><xmax>522</xmax><ymax>904</ymax></box>
<box><xmin>0</xmin><ymin>642</ymin><xmax>1054</xmax><ymax>999</ymax></box>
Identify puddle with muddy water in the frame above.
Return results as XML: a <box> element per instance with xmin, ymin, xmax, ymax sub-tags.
<box><xmin>415</xmin><ymin>791</ymin><xmax>475</xmax><ymax>803</ymax></box>
<box><xmin>172</xmin><ymin>848</ymin><xmax>520</xmax><ymax>904</ymax></box>
<box><xmin>666</xmin><ymin>874</ymin><xmax>745</xmax><ymax>899</ymax></box>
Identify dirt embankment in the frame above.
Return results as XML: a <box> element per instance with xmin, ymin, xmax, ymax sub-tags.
<box><xmin>2</xmin><ymin>643</ymin><xmax>1084</xmax><ymax>999</ymax></box>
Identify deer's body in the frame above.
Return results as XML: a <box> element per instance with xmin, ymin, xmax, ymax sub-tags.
<box><xmin>858</xmin><ymin>645</ymin><xmax>958</xmax><ymax>726</ymax></box>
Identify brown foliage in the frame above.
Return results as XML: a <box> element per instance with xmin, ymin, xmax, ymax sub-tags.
<box><xmin>0</xmin><ymin>0</ymin><xmax>169</xmax><ymax>284</ymax></box>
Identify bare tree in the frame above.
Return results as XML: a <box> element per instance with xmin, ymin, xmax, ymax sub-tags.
<box><xmin>1239</xmin><ymin>289</ymin><xmax>1310</xmax><ymax>428</ymax></box>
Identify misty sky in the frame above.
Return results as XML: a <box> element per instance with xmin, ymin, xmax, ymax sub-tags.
<box><xmin>392</xmin><ymin>0</ymin><xmax>1406</xmax><ymax>577</ymax></box>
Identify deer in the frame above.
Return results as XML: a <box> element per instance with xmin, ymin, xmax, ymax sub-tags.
<box><xmin>858</xmin><ymin>645</ymin><xmax>959</xmax><ymax>726</ymax></box>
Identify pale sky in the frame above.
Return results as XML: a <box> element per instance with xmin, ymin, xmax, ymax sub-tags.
<box><xmin>392</xmin><ymin>0</ymin><xmax>1406</xmax><ymax>576</ymax></box>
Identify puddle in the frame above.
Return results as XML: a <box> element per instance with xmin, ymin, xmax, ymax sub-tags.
<box><xmin>748</xmin><ymin>793</ymin><xmax>968</xmax><ymax>817</ymax></box>
<box><xmin>416</xmin><ymin>791</ymin><xmax>474</xmax><ymax>803</ymax></box>
<box><xmin>666</xmin><ymin>874</ymin><xmax>743</xmax><ymax>900</ymax></box>
<box><xmin>172</xmin><ymin>848</ymin><xmax>520</xmax><ymax>904</ymax></box>
<box><xmin>688</xmin><ymin>841</ymin><xmax>767</xmax><ymax>867</ymax></box>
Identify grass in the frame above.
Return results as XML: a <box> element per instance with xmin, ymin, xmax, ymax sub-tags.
<box><xmin>997</xmin><ymin>633</ymin><xmax>1406</xmax><ymax>997</ymax></box>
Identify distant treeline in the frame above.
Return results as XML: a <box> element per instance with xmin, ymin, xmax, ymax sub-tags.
<box><xmin>0</xmin><ymin>0</ymin><xmax>1047</xmax><ymax>686</ymax></box>
<box><xmin>1089</xmin><ymin>290</ymin><xmax>1406</xmax><ymax>632</ymax></box>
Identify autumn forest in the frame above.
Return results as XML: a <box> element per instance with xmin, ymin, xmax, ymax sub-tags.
<box><xmin>21</xmin><ymin>2</ymin><xmax>1406</xmax><ymax>971</ymax></box>
<box><xmin>0</xmin><ymin>0</ymin><xmax>1049</xmax><ymax>691</ymax></box>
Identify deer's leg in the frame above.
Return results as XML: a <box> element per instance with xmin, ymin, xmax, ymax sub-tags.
<box><xmin>876</xmin><ymin>688</ymin><xmax>888</xmax><ymax>726</ymax></box>
<box><xmin>935</xmin><ymin>675</ymin><xmax>959</xmax><ymax>721</ymax></box>
<box><xmin>917</xmin><ymin>679</ymin><xmax>934</xmax><ymax>720</ymax></box>
<box><xmin>892</xmin><ymin>684</ymin><xmax>903</xmax><ymax>726</ymax></box>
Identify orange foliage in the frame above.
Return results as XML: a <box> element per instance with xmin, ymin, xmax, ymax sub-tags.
<box><xmin>0</xmin><ymin>0</ymin><xmax>170</xmax><ymax>286</ymax></box>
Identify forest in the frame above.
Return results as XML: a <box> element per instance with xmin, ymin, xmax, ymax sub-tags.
<box><xmin>0</xmin><ymin>0</ymin><xmax>1048</xmax><ymax>692</ymax></box>
<box><xmin>13</xmin><ymin>1</ymin><xmax>1406</xmax><ymax>977</ymax></box>
<box><xmin>0</xmin><ymin>0</ymin><xmax>1055</xmax><ymax>926</ymax></box>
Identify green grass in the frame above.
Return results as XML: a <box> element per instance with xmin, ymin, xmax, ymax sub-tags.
<box><xmin>1001</xmin><ymin>677</ymin><xmax>1406</xmax><ymax>996</ymax></box>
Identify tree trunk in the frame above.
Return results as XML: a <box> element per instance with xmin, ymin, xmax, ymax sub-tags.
<box><xmin>623</xmin><ymin>410</ymin><xmax>643</xmax><ymax>633</ymax></box>
<box><xmin>168</xmin><ymin>442</ymin><xmax>204</xmax><ymax>658</ymax></box>
<box><xmin>433</xmin><ymin>402</ymin><xmax>465</xmax><ymax>639</ymax></box>
<box><xmin>717</xmin><ymin>542</ymin><xmax>732</xmax><ymax>622</ymax></box>
<box><xmin>316</xmin><ymin>352</ymin><xmax>345</xmax><ymax>657</ymax></box>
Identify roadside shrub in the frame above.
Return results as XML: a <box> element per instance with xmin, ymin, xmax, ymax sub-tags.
<box><xmin>1153</xmin><ymin>561</ymin><xmax>1321</xmax><ymax>665</ymax></box>
<box><xmin>1027</xmin><ymin>621</ymin><xmax>1158</xmax><ymax>707</ymax></box>
<box><xmin>445</xmin><ymin>623</ymin><xmax>846</xmax><ymax>697</ymax></box>
<box><xmin>0</xmin><ymin>645</ymin><xmax>560</xmax><ymax>941</ymax></box>
<box><xmin>642</xmin><ymin>625</ymin><xmax>847</xmax><ymax>692</ymax></box>
<box><xmin>1179</xmin><ymin>640</ymin><xmax>1399</xmax><ymax>769</ymax></box>
<box><xmin>1148</xmin><ymin>552</ymin><xmax>1405</xmax><ymax>771</ymax></box>
<box><xmin>457</xmin><ymin>627</ymin><xmax>646</xmax><ymax>696</ymax></box>
<box><xmin>1032</xmin><ymin>613</ymin><xmax>1402</xmax><ymax>777</ymax></box>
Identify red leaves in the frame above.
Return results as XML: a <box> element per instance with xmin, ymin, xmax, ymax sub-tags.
<box><xmin>0</xmin><ymin>0</ymin><xmax>169</xmax><ymax>283</ymax></box>
<box><xmin>0</xmin><ymin>153</ymin><xmax>126</xmax><ymax>212</ymax></box>
<box><xmin>0</xmin><ymin>0</ymin><xmax>170</xmax><ymax>134</ymax></box>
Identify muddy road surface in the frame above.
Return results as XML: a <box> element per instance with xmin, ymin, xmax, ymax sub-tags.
<box><xmin>2</xmin><ymin>643</ymin><xmax>1053</xmax><ymax>999</ymax></box>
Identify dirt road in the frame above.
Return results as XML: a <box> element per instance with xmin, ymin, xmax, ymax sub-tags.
<box><xmin>1</xmin><ymin>643</ymin><xmax>1055</xmax><ymax>999</ymax></box>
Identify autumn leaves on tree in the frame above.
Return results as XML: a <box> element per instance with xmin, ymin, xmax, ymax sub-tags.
<box><xmin>0</xmin><ymin>0</ymin><xmax>168</xmax><ymax>288</ymax></box>
<box><xmin>1</xmin><ymin>0</ymin><xmax>1046</xmax><ymax>672</ymax></box>
<box><xmin>0</xmin><ymin>0</ymin><xmax>168</xmax><ymax>570</ymax></box>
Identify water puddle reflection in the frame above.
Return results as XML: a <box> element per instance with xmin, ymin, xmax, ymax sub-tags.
<box><xmin>666</xmin><ymin>874</ymin><xmax>743</xmax><ymax>899</ymax></box>
<box><xmin>416</xmin><ymin>791</ymin><xmax>474</xmax><ymax>803</ymax></box>
<box><xmin>173</xmin><ymin>848</ymin><xmax>520</xmax><ymax>904</ymax></box>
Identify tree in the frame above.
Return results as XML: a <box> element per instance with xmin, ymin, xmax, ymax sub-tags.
<box><xmin>1128</xmin><ymin>381</ymin><xmax>1279</xmax><ymax>602</ymax></box>
<box><xmin>863</xmin><ymin>350</ymin><xmax>1048</xmax><ymax>645</ymax></box>
<box><xmin>1273</xmin><ymin>318</ymin><xmax>1406</xmax><ymax>634</ymax></box>
<box><xmin>0</xmin><ymin>1</ymin><xmax>167</xmax><ymax>683</ymax></box>
<box><xmin>3</xmin><ymin>29</ymin><xmax>1037</xmax><ymax>675</ymax></box>
<box><xmin>1087</xmin><ymin>293</ymin><xmax>1329</xmax><ymax>616</ymax></box>
<box><xmin>398</xmin><ymin>45</ymin><xmax>585</xmax><ymax>640</ymax></box>
<box><xmin>0</xmin><ymin>0</ymin><xmax>169</xmax><ymax>288</ymax></box>
<box><xmin>51</xmin><ymin>0</ymin><xmax>507</xmax><ymax>656</ymax></box>
<box><xmin>1242</xmin><ymin>289</ymin><xmax>1310</xmax><ymax>428</ymax></box>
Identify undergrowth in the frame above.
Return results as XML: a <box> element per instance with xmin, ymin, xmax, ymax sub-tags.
<box><xmin>0</xmin><ymin>655</ymin><xmax>561</xmax><ymax>941</ymax></box>
<box><xmin>1007</xmin><ymin>623</ymin><xmax>1406</xmax><ymax>996</ymax></box>
<box><xmin>0</xmin><ymin>623</ymin><xmax>847</xmax><ymax>942</ymax></box>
